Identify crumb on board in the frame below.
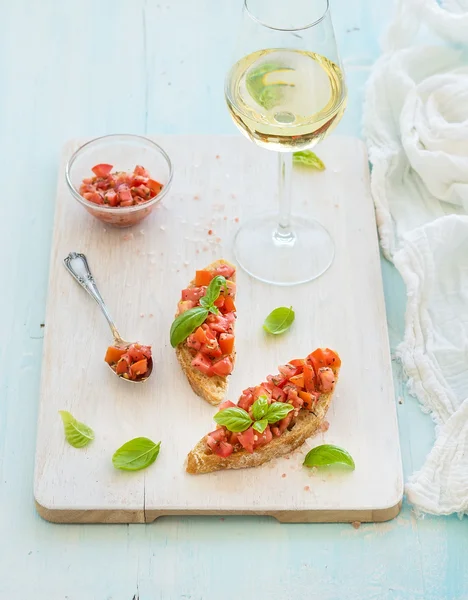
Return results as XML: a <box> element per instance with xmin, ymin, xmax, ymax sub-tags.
<box><xmin>208</xmin><ymin>229</ymin><xmax>213</xmax><ymax>235</ymax></box>
<box><xmin>320</xmin><ymin>420</ymin><xmax>330</xmax><ymax>432</ymax></box>
<box><xmin>140</xmin><ymin>313</ymin><xmax>144</xmax><ymax>318</ymax></box>
<box><xmin>234</xmin><ymin>217</ymin><xmax>239</xmax><ymax>223</ymax></box>
<box><xmin>216</xmin><ymin>154</ymin><xmax>220</xmax><ymax>159</ymax></box>
<box><xmin>196</xmin><ymin>249</ymin><xmax>200</xmax><ymax>254</ymax></box>
<box><xmin>352</xmin><ymin>521</ymin><xmax>361</xmax><ymax>530</ymax></box>
<box><xmin>122</xmin><ymin>233</ymin><xmax>134</xmax><ymax>241</ymax></box>
<box><xmin>304</xmin><ymin>486</ymin><xmax>310</xmax><ymax>492</ymax></box>
<box><xmin>149</xmin><ymin>313</ymin><xmax>154</xmax><ymax>318</ymax></box>
<box><xmin>223</xmin><ymin>216</ymin><xmax>228</xmax><ymax>221</ymax></box>
<box><xmin>202</xmin><ymin>246</ymin><xmax>209</xmax><ymax>251</ymax></box>
<box><xmin>282</xmin><ymin>473</ymin><xmax>287</xmax><ymax>478</ymax></box>
<box><xmin>230</xmin><ymin>193</ymin><xmax>236</xmax><ymax>199</ymax></box>
<box><xmin>215</xmin><ymin>237</ymin><xmax>221</xmax><ymax>243</ymax></box>
<box><xmin>193</xmin><ymin>195</ymin><xmax>200</xmax><ymax>200</ymax></box>
<box><xmin>184</xmin><ymin>261</ymin><xmax>190</xmax><ymax>266</ymax></box>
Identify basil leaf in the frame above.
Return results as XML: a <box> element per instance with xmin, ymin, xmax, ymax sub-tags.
<box><xmin>252</xmin><ymin>418</ymin><xmax>268</xmax><ymax>434</ymax></box>
<box><xmin>202</xmin><ymin>275</ymin><xmax>227</xmax><ymax>307</ymax></box>
<box><xmin>246</xmin><ymin>62</ymin><xmax>294</xmax><ymax>110</ymax></box>
<box><xmin>170</xmin><ymin>306</ymin><xmax>208</xmax><ymax>347</ymax></box>
<box><xmin>265</xmin><ymin>402</ymin><xmax>294</xmax><ymax>424</ymax></box>
<box><xmin>252</xmin><ymin>396</ymin><xmax>269</xmax><ymax>421</ymax></box>
<box><xmin>214</xmin><ymin>407</ymin><xmax>252</xmax><ymax>433</ymax></box>
<box><xmin>112</xmin><ymin>437</ymin><xmax>161</xmax><ymax>471</ymax></box>
<box><xmin>303</xmin><ymin>444</ymin><xmax>355</xmax><ymax>470</ymax></box>
<box><xmin>263</xmin><ymin>306</ymin><xmax>295</xmax><ymax>335</ymax></box>
<box><xmin>293</xmin><ymin>151</ymin><xmax>325</xmax><ymax>171</ymax></box>
<box><xmin>59</xmin><ymin>410</ymin><xmax>94</xmax><ymax>448</ymax></box>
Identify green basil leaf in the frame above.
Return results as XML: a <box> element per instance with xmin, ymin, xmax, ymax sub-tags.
<box><xmin>265</xmin><ymin>402</ymin><xmax>294</xmax><ymax>424</ymax></box>
<box><xmin>213</xmin><ymin>407</ymin><xmax>252</xmax><ymax>433</ymax></box>
<box><xmin>252</xmin><ymin>396</ymin><xmax>269</xmax><ymax>421</ymax></box>
<box><xmin>202</xmin><ymin>275</ymin><xmax>227</xmax><ymax>307</ymax></box>
<box><xmin>59</xmin><ymin>410</ymin><xmax>94</xmax><ymax>448</ymax></box>
<box><xmin>303</xmin><ymin>444</ymin><xmax>355</xmax><ymax>470</ymax></box>
<box><xmin>246</xmin><ymin>62</ymin><xmax>294</xmax><ymax>110</ymax></box>
<box><xmin>293</xmin><ymin>151</ymin><xmax>326</xmax><ymax>171</ymax></box>
<box><xmin>252</xmin><ymin>418</ymin><xmax>268</xmax><ymax>434</ymax></box>
<box><xmin>112</xmin><ymin>437</ymin><xmax>161</xmax><ymax>471</ymax></box>
<box><xmin>263</xmin><ymin>306</ymin><xmax>295</xmax><ymax>335</ymax></box>
<box><xmin>170</xmin><ymin>306</ymin><xmax>208</xmax><ymax>347</ymax></box>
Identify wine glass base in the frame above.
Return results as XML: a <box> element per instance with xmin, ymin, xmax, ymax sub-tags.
<box><xmin>234</xmin><ymin>213</ymin><xmax>334</xmax><ymax>286</ymax></box>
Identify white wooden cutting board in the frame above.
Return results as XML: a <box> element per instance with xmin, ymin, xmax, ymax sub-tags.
<box><xmin>34</xmin><ymin>134</ymin><xmax>403</xmax><ymax>524</ymax></box>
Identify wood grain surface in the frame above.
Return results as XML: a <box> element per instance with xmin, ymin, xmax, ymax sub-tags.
<box><xmin>34</xmin><ymin>135</ymin><xmax>402</xmax><ymax>523</ymax></box>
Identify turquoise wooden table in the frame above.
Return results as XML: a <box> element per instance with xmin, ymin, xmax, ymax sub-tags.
<box><xmin>1</xmin><ymin>0</ymin><xmax>467</xmax><ymax>598</ymax></box>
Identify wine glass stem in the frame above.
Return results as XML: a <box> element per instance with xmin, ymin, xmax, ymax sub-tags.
<box><xmin>274</xmin><ymin>152</ymin><xmax>295</xmax><ymax>244</ymax></box>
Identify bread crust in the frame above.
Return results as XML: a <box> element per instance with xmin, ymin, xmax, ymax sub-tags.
<box><xmin>175</xmin><ymin>259</ymin><xmax>236</xmax><ymax>406</ymax></box>
<box><xmin>186</xmin><ymin>363</ymin><xmax>339</xmax><ymax>474</ymax></box>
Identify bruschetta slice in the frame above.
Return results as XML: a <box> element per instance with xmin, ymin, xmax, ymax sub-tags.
<box><xmin>186</xmin><ymin>348</ymin><xmax>340</xmax><ymax>473</ymax></box>
<box><xmin>172</xmin><ymin>260</ymin><xmax>236</xmax><ymax>406</ymax></box>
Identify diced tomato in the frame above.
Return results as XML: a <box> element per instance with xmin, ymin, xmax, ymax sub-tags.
<box><xmin>289</xmin><ymin>373</ymin><xmax>304</xmax><ymax>388</ymax></box>
<box><xmin>147</xmin><ymin>179</ymin><xmax>162</xmax><ymax>195</ymax></box>
<box><xmin>308</xmin><ymin>348</ymin><xmax>341</xmax><ymax>370</ymax></box>
<box><xmin>228</xmin><ymin>431</ymin><xmax>240</xmax><ymax>446</ymax></box>
<box><xmin>298</xmin><ymin>390</ymin><xmax>315</xmax><ymax>409</ymax></box>
<box><xmin>278</xmin><ymin>363</ymin><xmax>299</xmax><ymax>378</ymax></box>
<box><xmin>127</xmin><ymin>344</ymin><xmax>147</xmax><ymax>362</ymax></box>
<box><xmin>253</xmin><ymin>385</ymin><xmax>269</xmax><ymax>400</ymax></box>
<box><xmin>238</xmin><ymin>427</ymin><xmax>255</xmax><ymax>453</ymax></box>
<box><xmin>214</xmin><ymin>295</ymin><xmax>225</xmax><ymax>308</ymax></box>
<box><xmin>267</xmin><ymin>374</ymin><xmax>287</xmax><ymax>388</ymax></box>
<box><xmin>194</xmin><ymin>270</ymin><xmax>213</xmax><ymax>286</ymax></box>
<box><xmin>178</xmin><ymin>300</ymin><xmax>195</xmax><ymax>314</ymax></box>
<box><xmin>191</xmin><ymin>352</ymin><xmax>212</xmax><ymax>376</ymax></box>
<box><xmin>118</xmin><ymin>187</ymin><xmax>133</xmax><ymax>203</ymax></box>
<box><xmin>238</xmin><ymin>390</ymin><xmax>254</xmax><ymax>411</ymax></box>
<box><xmin>303</xmin><ymin>364</ymin><xmax>316</xmax><ymax>393</ymax></box>
<box><xmin>223</xmin><ymin>296</ymin><xmax>236</xmax><ymax>313</ymax></box>
<box><xmin>219</xmin><ymin>333</ymin><xmax>234</xmax><ymax>355</ymax></box>
<box><xmin>210</xmin><ymin>356</ymin><xmax>233</xmax><ymax>376</ymax></box>
<box><xmin>318</xmin><ymin>367</ymin><xmax>336</xmax><ymax>393</ymax></box>
<box><xmin>83</xmin><ymin>191</ymin><xmax>103</xmax><ymax>205</ymax></box>
<box><xmin>270</xmin><ymin>385</ymin><xmax>286</xmax><ymax>402</ymax></box>
<box><xmin>214</xmin><ymin>264</ymin><xmax>235</xmax><ymax>279</ymax></box>
<box><xmin>278</xmin><ymin>413</ymin><xmax>294</xmax><ymax>434</ymax></box>
<box><xmin>194</xmin><ymin>326</ymin><xmax>209</xmax><ymax>344</ymax></box>
<box><xmin>134</xmin><ymin>165</ymin><xmax>150</xmax><ymax>177</ymax></box>
<box><xmin>271</xmin><ymin>426</ymin><xmax>281</xmax><ymax>437</ymax></box>
<box><xmin>130</xmin><ymin>358</ymin><xmax>148</xmax><ymax>377</ymax></box>
<box><xmin>91</xmin><ymin>163</ymin><xmax>113</xmax><ymax>178</ymax></box>
<box><xmin>219</xmin><ymin>400</ymin><xmax>236</xmax><ymax>410</ymax></box>
<box><xmin>254</xmin><ymin>425</ymin><xmax>272</xmax><ymax>448</ymax></box>
<box><xmin>290</xmin><ymin>358</ymin><xmax>306</xmax><ymax>367</ymax></box>
<box><xmin>287</xmin><ymin>388</ymin><xmax>303</xmax><ymax>409</ymax></box>
<box><xmin>116</xmin><ymin>357</ymin><xmax>130</xmax><ymax>375</ymax></box>
<box><xmin>182</xmin><ymin>287</ymin><xmax>205</xmax><ymax>303</ymax></box>
<box><xmin>206</xmin><ymin>435</ymin><xmax>233</xmax><ymax>458</ymax></box>
<box><xmin>207</xmin><ymin>428</ymin><xmax>226</xmax><ymax>442</ymax></box>
<box><xmin>105</xmin><ymin>190</ymin><xmax>119</xmax><ymax>206</ymax></box>
<box><xmin>104</xmin><ymin>346</ymin><xmax>126</xmax><ymax>365</ymax></box>
<box><xmin>200</xmin><ymin>342</ymin><xmax>222</xmax><ymax>359</ymax></box>
<box><xmin>207</xmin><ymin>315</ymin><xmax>230</xmax><ymax>333</ymax></box>
<box><xmin>186</xmin><ymin>335</ymin><xmax>201</xmax><ymax>351</ymax></box>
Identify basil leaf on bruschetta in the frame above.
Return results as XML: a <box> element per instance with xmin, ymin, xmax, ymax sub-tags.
<box><xmin>265</xmin><ymin>402</ymin><xmax>294</xmax><ymax>424</ymax></box>
<box><xmin>199</xmin><ymin>275</ymin><xmax>227</xmax><ymax>309</ymax></box>
<box><xmin>251</xmin><ymin>396</ymin><xmax>269</xmax><ymax>421</ymax></box>
<box><xmin>252</xmin><ymin>418</ymin><xmax>268</xmax><ymax>434</ymax></box>
<box><xmin>303</xmin><ymin>444</ymin><xmax>355</xmax><ymax>470</ymax></box>
<box><xmin>213</xmin><ymin>407</ymin><xmax>253</xmax><ymax>432</ymax></box>
<box><xmin>170</xmin><ymin>306</ymin><xmax>209</xmax><ymax>348</ymax></box>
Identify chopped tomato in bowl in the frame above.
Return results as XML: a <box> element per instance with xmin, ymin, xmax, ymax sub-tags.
<box><xmin>66</xmin><ymin>134</ymin><xmax>173</xmax><ymax>228</ymax></box>
<box><xmin>104</xmin><ymin>343</ymin><xmax>152</xmax><ymax>381</ymax></box>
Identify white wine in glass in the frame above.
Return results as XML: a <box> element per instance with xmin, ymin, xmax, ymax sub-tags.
<box><xmin>225</xmin><ymin>1</ymin><xmax>347</xmax><ymax>285</ymax></box>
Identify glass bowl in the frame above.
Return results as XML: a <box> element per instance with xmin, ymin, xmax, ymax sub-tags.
<box><xmin>65</xmin><ymin>134</ymin><xmax>173</xmax><ymax>228</ymax></box>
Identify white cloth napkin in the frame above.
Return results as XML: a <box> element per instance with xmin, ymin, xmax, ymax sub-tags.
<box><xmin>363</xmin><ymin>0</ymin><xmax>468</xmax><ymax>515</ymax></box>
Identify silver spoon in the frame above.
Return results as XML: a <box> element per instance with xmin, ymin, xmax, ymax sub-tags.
<box><xmin>63</xmin><ymin>252</ymin><xmax>153</xmax><ymax>383</ymax></box>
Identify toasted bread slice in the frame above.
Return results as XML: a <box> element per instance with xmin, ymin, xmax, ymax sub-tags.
<box><xmin>176</xmin><ymin>259</ymin><xmax>236</xmax><ymax>406</ymax></box>
<box><xmin>186</xmin><ymin>360</ymin><xmax>339</xmax><ymax>474</ymax></box>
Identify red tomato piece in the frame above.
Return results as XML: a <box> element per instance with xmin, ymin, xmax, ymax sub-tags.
<box><xmin>289</xmin><ymin>373</ymin><xmax>305</xmax><ymax>388</ymax></box>
<box><xmin>92</xmin><ymin>163</ymin><xmax>113</xmax><ymax>178</ymax></box>
<box><xmin>147</xmin><ymin>179</ymin><xmax>162</xmax><ymax>195</ymax></box>
<box><xmin>253</xmin><ymin>425</ymin><xmax>272</xmax><ymax>448</ymax></box>
<box><xmin>238</xmin><ymin>427</ymin><xmax>255</xmax><ymax>453</ymax></box>
<box><xmin>303</xmin><ymin>364</ymin><xmax>316</xmax><ymax>393</ymax></box>
<box><xmin>181</xmin><ymin>287</ymin><xmax>205</xmax><ymax>303</ymax></box>
<box><xmin>214</xmin><ymin>295</ymin><xmax>225</xmax><ymax>309</ymax></box>
<box><xmin>104</xmin><ymin>346</ymin><xmax>126</xmax><ymax>365</ymax></box>
<box><xmin>134</xmin><ymin>165</ymin><xmax>150</xmax><ymax>177</ymax></box>
<box><xmin>238</xmin><ymin>390</ymin><xmax>254</xmax><ymax>411</ymax></box>
<box><xmin>317</xmin><ymin>367</ymin><xmax>336</xmax><ymax>393</ymax></box>
<box><xmin>289</xmin><ymin>358</ymin><xmax>306</xmax><ymax>367</ymax></box>
<box><xmin>127</xmin><ymin>344</ymin><xmax>146</xmax><ymax>362</ymax></box>
<box><xmin>223</xmin><ymin>296</ymin><xmax>236</xmax><ymax>313</ymax></box>
<box><xmin>194</xmin><ymin>270</ymin><xmax>213</xmax><ymax>286</ymax></box>
<box><xmin>186</xmin><ymin>335</ymin><xmax>201</xmax><ymax>351</ymax></box>
<box><xmin>218</xmin><ymin>400</ymin><xmax>236</xmax><ymax>410</ymax></box>
<box><xmin>207</xmin><ymin>428</ymin><xmax>226</xmax><ymax>443</ymax></box>
<box><xmin>210</xmin><ymin>356</ymin><xmax>233</xmax><ymax>376</ymax></box>
<box><xmin>219</xmin><ymin>333</ymin><xmax>234</xmax><ymax>355</ymax></box>
<box><xmin>214</xmin><ymin>264</ymin><xmax>235</xmax><ymax>279</ymax></box>
<box><xmin>116</xmin><ymin>356</ymin><xmax>130</xmax><ymax>375</ymax></box>
<box><xmin>278</xmin><ymin>363</ymin><xmax>299</xmax><ymax>378</ymax></box>
<box><xmin>298</xmin><ymin>390</ymin><xmax>315</xmax><ymax>409</ymax></box>
<box><xmin>130</xmin><ymin>359</ymin><xmax>148</xmax><ymax>377</ymax></box>
<box><xmin>191</xmin><ymin>352</ymin><xmax>212</xmax><ymax>376</ymax></box>
<box><xmin>194</xmin><ymin>326</ymin><xmax>209</xmax><ymax>344</ymax></box>
<box><xmin>200</xmin><ymin>342</ymin><xmax>223</xmax><ymax>360</ymax></box>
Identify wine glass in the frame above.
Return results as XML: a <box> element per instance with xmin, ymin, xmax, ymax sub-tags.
<box><xmin>225</xmin><ymin>0</ymin><xmax>347</xmax><ymax>285</ymax></box>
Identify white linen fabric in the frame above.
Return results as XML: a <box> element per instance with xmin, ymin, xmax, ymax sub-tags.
<box><xmin>363</xmin><ymin>0</ymin><xmax>468</xmax><ymax>515</ymax></box>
